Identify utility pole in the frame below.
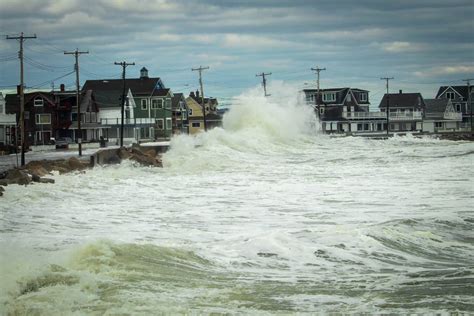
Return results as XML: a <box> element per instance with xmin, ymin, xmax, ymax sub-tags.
<box><xmin>65</xmin><ymin>49</ymin><xmax>89</xmax><ymax>156</ymax></box>
<box><xmin>192</xmin><ymin>66</ymin><xmax>209</xmax><ymax>131</ymax></box>
<box><xmin>256</xmin><ymin>72</ymin><xmax>272</xmax><ymax>97</ymax></box>
<box><xmin>462</xmin><ymin>78</ymin><xmax>474</xmax><ymax>133</ymax></box>
<box><xmin>311</xmin><ymin>67</ymin><xmax>326</xmax><ymax>109</ymax></box>
<box><xmin>6</xmin><ymin>32</ymin><xmax>36</xmax><ymax>166</ymax></box>
<box><xmin>381</xmin><ymin>77</ymin><xmax>394</xmax><ymax>136</ymax></box>
<box><xmin>114</xmin><ymin>61</ymin><xmax>135</xmax><ymax>147</ymax></box>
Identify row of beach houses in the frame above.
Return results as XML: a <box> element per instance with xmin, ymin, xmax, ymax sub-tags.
<box><xmin>301</xmin><ymin>85</ymin><xmax>472</xmax><ymax>135</ymax></box>
<box><xmin>0</xmin><ymin>67</ymin><xmax>223</xmax><ymax>151</ymax></box>
<box><xmin>0</xmin><ymin>68</ymin><xmax>473</xmax><ymax>151</ymax></box>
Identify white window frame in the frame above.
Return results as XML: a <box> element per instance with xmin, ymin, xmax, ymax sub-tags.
<box><xmin>35</xmin><ymin>113</ymin><xmax>51</xmax><ymax>124</ymax></box>
<box><xmin>34</xmin><ymin>98</ymin><xmax>44</xmax><ymax>107</ymax></box>
<box><xmin>360</xmin><ymin>93</ymin><xmax>367</xmax><ymax>102</ymax></box>
<box><xmin>141</xmin><ymin>99</ymin><xmax>148</xmax><ymax>110</ymax></box>
<box><xmin>192</xmin><ymin>122</ymin><xmax>200</xmax><ymax>128</ymax></box>
<box><xmin>446</xmin><ymin>92</ymin><xmax>455</xmax><ymax>100</ymax></box>
<box><xmin>165</xmin><ymin>99</ymin><xmax>171</xmax><ymax>109</ymax></box>
<box><xmin>188</xmin><ymin>108</ymin><xmax>193</xmax><ymax>116</ymax></box>
<box><xmin>347</xmin><ymin>93</ymin><xmax>352</xmax><ymax>102</ymax></box>
<box><xmin>151</xmin><ymin>99</ymin><xmax>163</xmax><ymax>109</ymax></box>
<box><xmin>0</xmin><ymin>102</ymin><xmax>4</xmax><ymax>114</ymax></box>
<box><xmin>166</xmin><ymin>118</ymin><xmax>172</xmax><ymax>130</ymax></box>
<box><xmin>323</xmin><ymin>92</ymin><xmax>336</xmax><ymax>102</ymax></box>
<box><xmin>156</xmin><ymin>118</ymin><xmax>164</xmax><ymax>130</ymax></box>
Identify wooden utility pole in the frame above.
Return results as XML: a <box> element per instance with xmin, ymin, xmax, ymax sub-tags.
<box><xmin>256</xmin><ymin>72</ymin><xmax>272</xmax><ymax>97</ymax></box>
<box><xmin>192</xmin><ymin>66</ymin><xmax>209</xmax><ymax>131</ymax></box>
<box><xmin>462</xmin><ymin>78</ymin><xmax>474</xmax><ymax>133</ymax></box>
<box><xmin>6</xmin><ymin>32</ymin><xmax>36</xmax><ymax>166</ymax></box>
<box><xmin>114</xmin><ymin>61</ymin><xmax>135</xmax><ymax>147</ymax></box>
<box><xmin>381</xmin><ymin>77</ymin><xmax>394</xmax><ymax>136</ymax></box>
<box><xmin>311</xmin><ymin>66</ymin><xmax>326</xmax><ymax>110</ymax></box>
<box><xmin>65</xmin><ymin>49</ymin><xmax>88</xmax><ymax>155</ymax></box>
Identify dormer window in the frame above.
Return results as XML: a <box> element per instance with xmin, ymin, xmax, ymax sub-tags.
<box><xmin>446</xmin><ymin>92</ymin><xmax>455</xmax><ymax>100</ymax></box>
<box><xmin>360</xmin><ymin>93</ymin><xmax>367</xmax><ymax>102</ymax></box>
<box><xmin>34</xmin><ymin>98</ymin><xmax>44</xmax><ymax>107</ymax></box>
<box><xmin>322</xmin><ymin>92</ymin><xmax>336</xmax><ymax>102</ymax></box>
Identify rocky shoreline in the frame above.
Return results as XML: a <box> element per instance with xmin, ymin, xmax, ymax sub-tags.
<box><xmin>0</xmin><ymin>146</ymin><xmax>162</xmax><ymax>197</ymax></box>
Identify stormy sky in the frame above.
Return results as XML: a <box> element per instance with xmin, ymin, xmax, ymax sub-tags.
<box><xmin>1</xmin><ymin>0</ymin><xmax>473</xmax><ymax>107</ymax></box>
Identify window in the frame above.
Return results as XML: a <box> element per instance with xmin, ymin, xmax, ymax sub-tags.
<box><xmin>166</xmin><ymin>118</ymin><xmax>172</xmax><ymax>130</ymax></box>
<box><xmin>323</xmin><ymin>92</ymin><xmax>336</xmax><ymax>102</ymax></box>
<box><xmin>35</xmin><ymin>114</ymin><xmax>51</xmax><ymax>124</ymax></box>
<box><xmin>0</xmin><ymin>102</ymin><xmax>3</xmax><ymax>114</ymax></box>
<box><xmin>435</xmin><ymin>122</ymin><xmax>443</xmax><ymax>128</ymax></box>
<box><xmin>151</xmin><ymin>99</ymin><xmax>163</xmax><ymax>109</ymax></box>
<box><xmin>188</xmin><ymin>108</ymin><xmax>193</xmax><ymax>116</ymax></box>
<box><xmin>319</xmin><ymin>107</ymin><xmax>324</xmax><ymax>115</ymax></box>
<box><xmin>347</xmin><ymin>93</ymin><xmax>351</xmax><ymax>102</ymax></box>
<box><xmin>364</xmin><ymin>123</ymin><xmax>369</xmax><ymax>130</ymax></box>
<box><xmin>455</xmin><ymin>103</ymin><xmax>462</xmax><ymax>112</ymax></box>
<box><xmin>192</xmin><ymin>122</ymin><xmax>200</xmax><ymax>128</ymax></box>
<box><xmin>165</xmin><ymin>99</ymin><xmax>171</xmax><ymax>109</ymax></box>
<box><xmin>34</xmin><ymin>98</ymin><xmax>43</xmax><ymax>107</ymax></box>
<box><xmin>156</xmin><ymin>119</ymin><xmax>164</xmax><ymax>130</ymax></box>
<box><xmin>446</xmin><ymin>92</ymin><xmax>455</xmax><ymax>100</ymax></box>
<box><xmin>141</xmin><ymin>99</ymin><xmax>147</xmax><ymax>110</ymax></box>
<box><xmin>357</xmin><ymin>124</ymin><xmax>363</xmax><ymax>131</ymax></box>
<box><xmin>360</xmin><ymin>93</ymin><xmax>367</xmax><ymax>102</ymax></box>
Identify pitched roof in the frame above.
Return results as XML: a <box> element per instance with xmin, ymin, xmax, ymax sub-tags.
<box><xmin>5</xmin><ymin>91</ymin><xmax>55</xmax><ymax>113</ymax></box>
<box><xmin>425</xmin><ymin>99</ymin><xmax>449</xmax><ymax>114</ymax></box>
<box><xmin>302</xmin><ymin>87</ymin><xmax>370</xmax><ymax>105</ymax></box>
<box><xmin>93</xmin><ymin>90</ymin><xmax>123</xmax><ymax>108</ymax></box>
<box><xmin>379</xmin><ymin>92</ymin><xmax>425</xmax><ymax>108</ymax></box>
<box><xmin>171</xmin><ymin>93</ymin><xmax>186</xmax><ymax>110</ymax></box>
<box><xmin>82</xmin><ymin>77</ymin><xmax>167</xmax><ymax>96</ymax></box>
<box><xmin>436</xmin><ymin>85</ymin><xmax>470</xmax><ymax>99</ymax></box>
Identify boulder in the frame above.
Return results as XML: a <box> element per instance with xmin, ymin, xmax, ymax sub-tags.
<box><xmin>0</xmin><ymin>186</ymin><xmax>4</xmax><ymax>192</ymax></box>
<box><xmin>67</xmin><ymin>157</ymin><xmax>85</xmax><ymax>170</ymax></box>
<box><xmin>143</xmin><ymin>148</ymin><xmax>157</xmax><ymax>158</ymax></box>
<box><xmin>5</xmin><ymin>169</ymin><xmax>31</xmax><ymax>185</ymax></box>
<box><xmin>118</xmin><ymin>147</ymin><xmax>132</xmax><ymax>160</ymax></box>
<box><xmin>129</xmin><ymin>153</ymin><xmax>162</xmax><ymax>167</ymax></box>
<box><xmin>0</xmin><ymin>179</ymin><xmax>8</xmax><ymax>186</ymax></box>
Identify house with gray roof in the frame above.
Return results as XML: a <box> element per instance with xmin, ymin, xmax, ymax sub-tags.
<box><xmin>378</xmin><ymin>90</ymin><xmax>425</xmax><ymax>132</ymax></box>
<box><xmin>171</xmin><ymin>93</ymin><xmax>188</xmax><ymax>135</ymax></box>
<box><xmin>301</xmin><ymin>87</ymin><xmax>386</xmax><ymax>134</ymax></box>
<box><xmin>423</xmin><ymin>99</ymin><xmax>462</xmax><ymax>133</ymax></box>
<box><xmin>82</xmin><ymin>67</ymin><xmax>174</xmax><ymax>143</ymax></box>
<box><xmin>435</xmin><ymin>85</ymin><xmax>472</xmax><ymax>129</ymax></box>
<box><xmin>0</xmin><ymin>92</ymin><xmax>17</xmax><ymax>150</ymax></box>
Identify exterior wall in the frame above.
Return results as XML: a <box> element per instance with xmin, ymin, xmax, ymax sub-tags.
<box><xmin>186</xmin><ymin>97</ymin><xmax>205</xmax><ymax>134</ymax></box>
<box><xmin>134</xmin><ymin>94</ymin><xmax>172</xmax><ymax>139</ymax></box>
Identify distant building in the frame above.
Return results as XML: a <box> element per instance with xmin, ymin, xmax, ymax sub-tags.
<box><xmin>171</xmin><ymin>93</ymin><xmax>189</xmax><ymax>135</ymax></box>
<box><xmin>423</xmin><ymin>98</ymin><xmax>463</xmax><ymax>133</ymax></box>
<box><xmin>435</xmin><ymin>85</ymin><xmax>473</xmax><ymax>128</ymax></box>
<box><xmin>302</xmin><ymin>87</ymin><xmax>382</xmax><ymax>133</ymax></box>
<box><xmin>82</xmin><ymin>67</ymin><xmax>174</xmax><ymax>143</ymax></box>
<box><xmin>185</xmin><ymin>91</ymin><xmax>221</xmax><ymax>134</ymax></box>
<box><xmin>5</xmin><ymin>87</ymin><xmax>99</xmax><ymax>146</ymax></box>
<box><xmin>378</xmin><ymin>90</ymin><xmax>425</xmax><ymax>132</ymax></box>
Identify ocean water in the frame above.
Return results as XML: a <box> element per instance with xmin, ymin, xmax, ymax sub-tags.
<box><xmin>1</xmin><ymin>84</ymin><xmax>473</xmax><ymax>314</ymax></box>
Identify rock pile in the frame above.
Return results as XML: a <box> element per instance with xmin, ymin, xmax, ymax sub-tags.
<box><xmin>0</xmin><ymin>157</ymin><xmax>90</xmax><ymax>193</ymax></box>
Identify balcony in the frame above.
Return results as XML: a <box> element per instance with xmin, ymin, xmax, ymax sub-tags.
<box><xmin>100</xmin><ymin>117</ymin><xmax>157</xmax><ymax>126</ymax></box>
<box><xmin>444</xmin><ymin>112</ymin><xmax>463</xmax><ymax>120</ymax></box>
<box><xmin>343</xmin><ymin>111</ymin><xmax>422</xmax><ymax>121</ymax></box>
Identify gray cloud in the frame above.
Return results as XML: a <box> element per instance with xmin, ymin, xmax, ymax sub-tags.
<box><xmin>1</xmin><ymin>0</ymin><xmax>472</xmax><ymax>105</ymax></box>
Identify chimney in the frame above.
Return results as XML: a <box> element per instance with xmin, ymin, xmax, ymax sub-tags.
<box><xmin>190</xmin><ymin>91</ymin><xmax>195</xmax><ymax>98</ymax></box>
<box><xmin>399</xmin><ymin>89</ymin><xmax>402</xmax><ymax>94</ymax></box>
<box><xmin>196</xmin><ymin>90</ymin><xmax>200</xmax><ymax>98</ymax></box>
<box><xmin>60</xmin><ymin>84</ymin><xmax>65</xmax><ymax>92</ymax></box>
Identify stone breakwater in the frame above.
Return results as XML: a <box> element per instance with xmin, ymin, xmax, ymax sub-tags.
<box><xmin>0</xmin><ymin>146</ymin><xmax>163</xmax><ymax>197</ymax></box>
